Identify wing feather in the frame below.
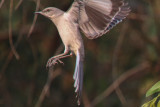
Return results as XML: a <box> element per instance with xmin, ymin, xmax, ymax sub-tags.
<box><xmin>67</xmin><ymin>0</ymin><xmax>130</xmax><ymax>39</ymax></box>
<box><xmin>80</xmin><ymin>0</ymin><xmax>130</xmax><ymax>39</ymax></box>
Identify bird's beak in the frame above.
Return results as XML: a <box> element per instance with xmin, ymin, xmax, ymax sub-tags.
<box><xmin>35</xmin><ymin>11</ymin><xmax>42</xmax><ymax>14</ymax></box>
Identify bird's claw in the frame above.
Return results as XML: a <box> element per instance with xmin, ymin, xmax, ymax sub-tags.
<box><xmin>46</xmin><ymin>58</ymin><xmax>64</xmax><ymax>68</ymax></box>
<box><xmin>58</xmin><ymin>59</ymin><xmax>64</xmax><ymax>65</ymax></box>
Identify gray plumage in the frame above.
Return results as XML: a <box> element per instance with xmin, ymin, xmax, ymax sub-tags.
<box><xmin>35</xmin><ymin>0</ymin><xmax>130</xmax><ymax>105</ymax></box>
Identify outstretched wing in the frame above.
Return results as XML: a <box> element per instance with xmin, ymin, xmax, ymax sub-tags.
<box><xmin>67</xmin><ymin>0</ymin><xmax>89</xmax><ymax>23</ymax></box>
<box><xmin>79</xmin><ymin>0</ymin><xmax>130</xmax><ymax>39</ymax></box>
<box><xmin>67</xmin><ymin>0</ymin><xmax>130</xmax><ymax>39</ymax></box>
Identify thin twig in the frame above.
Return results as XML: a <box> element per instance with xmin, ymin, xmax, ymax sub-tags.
<box><xmin>26</xmin><ymin>38</ymin><xmax>39</xmax><ymax>106</ymax></box>
<box><xmin>35</xmin><ymin>44</ymin><xmax>64</xmax><ymax>107</ymax></box>
<box><xmin>149</xmin><ymin>0</ymin><xmax>160</xmax><ymax>43</ymax></box>
<box><xmin>0</xmin><ymin>29</ymin><xmax>24</xmax><ymax>107</ymax></box>
<box><xmin>1</xmin><ymin>6</ymin><xmax>29</xmax><ymax>76</ymax></box>
<box><xmin>35</xmin><ymin>68</ymin><xmax>62</xmax><ymax>107</ymax></box>
<box><xmin>27</xmin><ymin>0</ymin><xmax>40</xmax><ymax>38</ymax></box>
<box><xmin>0</xmin><ymin>0</ymin><xmax>4</xmax><ymax>8</ymax></box>
<box><xmin>135</xmin><ymin>28</ymin><xmax>160</xmax><ymax>54</ymax></box>
<box><xmin>9</xmin><ymin>0</ymin><xmax>20</xmax><ymax>60</ymax></box>
<box><xmin>112</xmin><ymin>24</ymin><xmax>129</xmax><ymax>106</ymax></box>
<box><xmin>82</xmin><ymin>88</ymin><xmax>92</xmax><ymax>107</ymax></box>
<box><xmin>15</xmin><ymin>0</ymin><xmax>23</xmax><ymax>10</ymax></box>
<box><xmin>132</xmin><ymin>13</ymin><xmax>160</xmax><ymax>54</ymax></box>
<box><xmin>91</xmin><ymin>62</ymin><xmax>151</xmax><ymax>107</ymax></box>
<box><xmin>0</xmin><ymin>31</ymin><xmax>23</xmax><ymax>78</ymax></box>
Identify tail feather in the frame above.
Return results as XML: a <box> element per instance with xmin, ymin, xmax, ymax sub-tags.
<box><xmin>73</xmin><ymin>50</ymin><xmax>83</xmax><ymax>105</ymax></box>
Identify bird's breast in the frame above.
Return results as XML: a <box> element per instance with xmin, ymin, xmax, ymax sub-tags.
<box><xmin>56</xmin><ymin>15</ymin><xmax>83</xmax><ymax>54</ymax></box>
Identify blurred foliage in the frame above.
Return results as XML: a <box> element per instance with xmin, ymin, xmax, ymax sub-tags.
<box><xmin>0</xmin><ymin>0</ymin><xmax>160</xmax><ymax>107</ymax></box>
<box><xmin>142</xmin><ymin>81</ymin><xmax>160</xmax><ymax>107</ymax></box>
<box><xmin>142</xmin><ymin>95</ymin><xmax>160</xmax><ymax>107</ymax></box>
<box><xmin>146</xmin><ymin>81</ymin><xmax>160</xmax><ymax>97</ymax></box>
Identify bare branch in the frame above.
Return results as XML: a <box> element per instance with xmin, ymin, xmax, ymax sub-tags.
<box><xmin>1</xmin><ymin>33</ymin><xmax>23</xmax><ymax>77</ymax></box>
<box><xmin>35</xmin><ymin>68</ymin><xmax>62</xmax><ymax>107</ymax></box>
<box><xmin>35</xmin><ymin>44</ymin><xmax>64</xmax><ymax>107</ymax></box>
<box><xmin>91</xmin><ymin>62</ymin><xmax>151</xmax><ymax>107</ymax></box>
<box><xmin>27</xmin><ymin>0</ymin><xmax>40</xmax><ymax>38</ymax></box>
<box><xmin>149</xmin><ymin>0</ymin><xmax>160</xmax><ymax>42</ymax></box>
<box><xmin>9</xmin><ymin>0</ymin><xmax>20</xmax><ymax>60</ymax></box>
<box><xmin>1</xmin><ymin>7</ymin><xmax>30</xmax><ymax>76</ymax></box>
<box><xmin>15</xmin><ymin>0</ymin><xmax>23</xmax><ymax>10</ymax></box>
<box><xmin>82</xmin><ymin>88</ymin><xmax>92</xmax><ymax>107</ymax></box>
<box><xmin>0</xmin><ymin>0</ymin><xmax>4</xmax><ymax>8</ymax></box>
<box><xmin>112</xmin><ymin>24</ymin><xmax>129</xmax><ymax>106</ymax></box>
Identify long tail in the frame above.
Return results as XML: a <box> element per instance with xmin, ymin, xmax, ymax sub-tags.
<box><xmin>73</xmin><ymin>50</ymin><xmax>84</xmax><ymax>105</ymax></box>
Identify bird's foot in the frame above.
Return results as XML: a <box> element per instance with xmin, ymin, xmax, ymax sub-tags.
<box><xmin>46</xmin><ymin>58</ymin><xmax>64</xmax><ymax>68</ymax></box>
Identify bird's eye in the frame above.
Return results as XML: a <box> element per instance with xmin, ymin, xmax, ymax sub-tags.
<box><xmin>43</xmin><ymin>9</ymin><xmax>50</xmax><ymax>13</ymax></box>
<box><xmin>45</xmin><ymin>9</ymin><xmax>49</xmax><ymax>12</ymax></box>
<box><xmin>46</xmin><ymin>9</ymin><xmax>50</xmax><ymax>12</ymax></box>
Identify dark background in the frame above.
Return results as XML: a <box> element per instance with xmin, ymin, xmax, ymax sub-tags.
<box><xmin>0</xmin><ymin>0</ymin><xmax>160</xmax><ymax>107</ymax></box>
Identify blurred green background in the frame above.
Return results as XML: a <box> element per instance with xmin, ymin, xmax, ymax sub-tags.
<box><xmin>0</xmin><ymin>0</ymin><xmax>160</xmax><ymax>107</ymax></box>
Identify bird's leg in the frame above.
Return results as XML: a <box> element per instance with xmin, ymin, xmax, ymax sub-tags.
<box><xmin>55</xmin><ymin>53</ymin><xmax>73</xmax><ymax>64</ymax></box>
<box><xmin>46</xmin><ymin>49</ymin><xmax>69</xmax><ymax>67</ymax></box>
<box><xmin>46</xmin><ymin>53</ymin><xmax>73</xmax><ymax>67</ymax></box>
<box><xmin>46</xmin><ymin>50</ymin><xmax>73</xmax><ymax>68</ymax></box>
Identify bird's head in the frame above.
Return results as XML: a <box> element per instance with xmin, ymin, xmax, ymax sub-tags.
<box><xmin>35</xmin><ymin>7</ymin><xmax>63</xmax><ymax>19</ymax></box>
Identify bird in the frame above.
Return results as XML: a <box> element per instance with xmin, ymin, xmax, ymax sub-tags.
<box><xmin>35</xmin><ymin>0</ymin><xmax>130</xmax><ymax>105</ymax></box>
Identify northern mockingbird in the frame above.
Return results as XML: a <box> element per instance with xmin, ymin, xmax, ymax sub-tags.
<box><xmin>35</xmin><ymin>0</ymin><xmax>130</xmax><ymax>105</ymax></box>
